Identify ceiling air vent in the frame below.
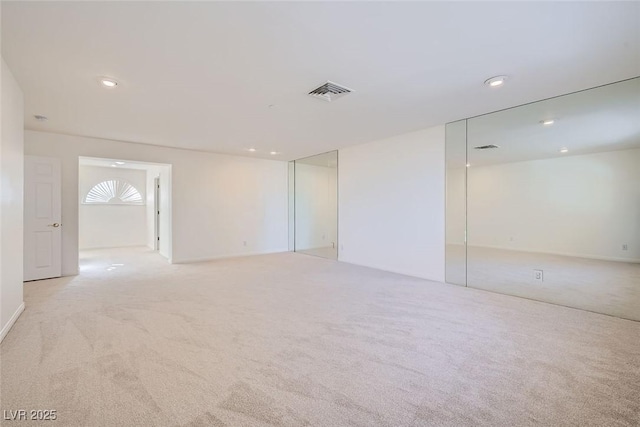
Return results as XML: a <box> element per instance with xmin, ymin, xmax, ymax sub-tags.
<box><xmin>308</xmin><ymin>81</ymin><xmax>353</xmax><ymax>102</ymax></box>
<box><xmin>473</xmin><ymin>144</ymin><xmax>500</xmax><ymax>150</ymax></box>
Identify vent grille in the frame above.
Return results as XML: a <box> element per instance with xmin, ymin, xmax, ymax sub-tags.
<box><xmin>473</xmin><ymin>144</ymin><xmax>500</xmax><ymax>150</ymax></box>
<box><xmin>308</xmin><ymin>81</ymin><xmax>353</xmax><ymax>102</ymax></box>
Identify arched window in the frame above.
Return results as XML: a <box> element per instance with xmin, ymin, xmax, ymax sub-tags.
<box><xmin>84</xmin><ymin>179</ymin><xmax>143</xmax><ymax>204</ymax></box>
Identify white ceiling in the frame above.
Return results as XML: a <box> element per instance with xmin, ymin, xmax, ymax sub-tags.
<box><xmin>2</xmin><ymin>1</ymin><xmax>639</xmax><ymax>161</ymax></box>
<box><xmin>79</xmin><ymin>156</ymin><xmax>164</xmax><ymax>172</ymax></box>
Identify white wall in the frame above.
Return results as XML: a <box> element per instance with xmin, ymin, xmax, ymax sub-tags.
<box><xmin>294</xmin><ymin>163</ymin><xmax>337</xmax><ymax>251</ymax></box>
<box><xmin>468</xmin><ymin>148</ymin><xmax>640</xmax><ymax>261</ymax></box>
<box><xmin>79</xmin><ymin>165</ymin><xmax>147</xmax><ymax>249</ymax></box>
<box><xmin>339</xmin><ymin>126</ymin><xmax>446</xmax><ymax>281</ymax></box>
<box><xmin>25</xmin><ymin>131</ymin><xmax>289</xmax><ymax>274</ymax></box>
<box><xmin>157</xmin><ymin>166</ymin><xmax>171</xmax><ymax>258</ymax></box>
<box><xmin>0</xmin><ymin>58</ymin><xmax>25</xmax><ymax>341</ymax></box>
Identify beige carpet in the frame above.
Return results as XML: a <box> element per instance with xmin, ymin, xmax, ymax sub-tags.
<box><xmin>1</xmin><ymin>248</ymin><xmax>639</xmax><ymax>426</ymax></box>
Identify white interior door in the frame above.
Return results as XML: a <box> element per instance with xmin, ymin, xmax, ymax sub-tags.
<box><xmin>24</xmin><ymin>156</ymin><xmax>62</xmax><ymax>281</ymax></box>
<box><xmin>154</xmin><ymin>176</ymin><xmax>160</xmax><ymax>251</ymax></box>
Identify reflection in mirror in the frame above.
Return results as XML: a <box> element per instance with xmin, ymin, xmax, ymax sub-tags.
<box><xmin>294</xmin><ymin>151</ymin><xmax>338</xmax><ymax>259</ymax></box>
<box><xmin>445</xmin><ymin>120</ymin><xmax>467</xmax><ymax>286</ymax></box>
<box><xmin>288</xmin><ymin>161</ymin><xmax>295</xmax><ymax>251</ymax></box>
<box><xmin>465</xmin><ymin>77</ymin><xmax>640</xmax><ymax>320</ymax></box>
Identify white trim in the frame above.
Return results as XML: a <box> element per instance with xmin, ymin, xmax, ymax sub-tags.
<box><xmin>469</xmin><ymin>244</ymin><xmax>640</xmax><ymax>263</ymax></box>
<box><xmin>0</xmin><ymin>302</ymin><xmax>25</xmax><ymax>344</ymax></box>
<box><xmin>337</xmin><ymin>258</ymin><xmax>444</xmax><ymax>283</ymax></box>
<box><xmin>173</xmin><ymin>249</ymin><xmax>288</xmax><ymax>264</ymax></box>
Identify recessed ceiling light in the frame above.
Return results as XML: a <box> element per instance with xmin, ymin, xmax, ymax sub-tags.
<box><xmin>270</xmin><ymin>151</ymin><xmax>278</xmax><ymax>155</ymax></box>
<box><xmin>559</xmin><ymin>148</ymin><xmax>569</xmax><ymax>153</ymax></box>
<box><xmin>110</xmin><ymin>164</ymin><xmax>118</xmax><ymax>167</ymax></box>
<box><xmin>541</xmin><ymin>119</ymin><xmax>555</xmax><ymax>126</ymax></box>
<box><xmin>34</xmin><ymin>115</ymin><xmax>48</xmax><ymax>121</ymax></box>
<box><xmin>484</xmin><ymin>75</ymin><xmax>508</xmax><ymax>87</ymax></box>
<box><xmin>247</xmin><ymin>148</ymin><xmax>256</xmax><ymax>152</ymax></box>
<box><xmin>99</xmin><ymin>77</ymin><xmax>118</xmax><ymax>88</ymax></box>
<box><xmin>115</xmin><ymin>161</ymin><xmax>125</xmax><ymax>165</ymax></box>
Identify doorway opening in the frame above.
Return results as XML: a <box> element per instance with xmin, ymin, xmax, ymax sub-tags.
<box><xmin>78</xmin><ymin>157</ymin><xmax>171</xmax><ymax>272</ymax></box>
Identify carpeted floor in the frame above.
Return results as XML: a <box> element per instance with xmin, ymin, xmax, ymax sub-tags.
<box><xmin>1</xmin><ymin>248</ymin><xmax>639</xmax><ymax>426</ymax></box>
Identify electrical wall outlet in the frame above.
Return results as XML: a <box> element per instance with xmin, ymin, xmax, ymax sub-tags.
<box><xmin>622</xmin><ymin>244</ymin><xmax>628</xmax><ymax>251</ymax></box>
<box><xmin>243</xmin><ymin>241</ymin><xmax>247</xmax><ymax>247</ymax></box>
<box><xmin>533</xmin><ymin>269</ymin><xmax>544</xmax><ymax>283</ymax></box>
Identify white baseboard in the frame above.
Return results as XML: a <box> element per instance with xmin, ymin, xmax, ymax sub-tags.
<box><xmin>80</xmin><ymin>244</ymin><xmax>151</xmax><ymax>250</ymax></box>
<box><xmin>173</xmin><ymin>249</ymin><xmax>289</xmax><ymax>264</ymax></box>
<box><xmin>338</xmin><ymin>256</ymin><xmax>444</xmax><ymax>283</ymax></box>
<box><xmin>469</xmin><ymin>244</ymin><xmax>640</xmax><ymax>263</ymax></box>
<box><xmin>0</xmin><ymin>302</ymin><xmax>25</xmax><ymax>344</ymax></box>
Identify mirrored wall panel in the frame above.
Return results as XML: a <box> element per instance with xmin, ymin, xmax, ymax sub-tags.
<box><xmin>288</xmin><ymin>161</ymin><xmax>295</xmax><ymax>251</ymax></box>
<box><xmin>293</xmin><ymin>151</ymin><xmax>338</xmax><ymax>259</ymax></box>
<box><xmin>445</xmin><ymin>120</ymin><xmax>467</xmax><ymax>286</ymax></box>
<box><xmin>446</xmin><ymin>77</ymin><xmax>640</xmax><ymax>321</ymax></box>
